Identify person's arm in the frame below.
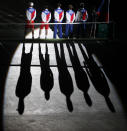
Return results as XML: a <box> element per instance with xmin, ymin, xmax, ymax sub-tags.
<box><xmin>66</xmin><ymin>12</ymin><xmax>70</xmax><ymax>23</ymax></box>
<box><xmin>72</xmin><ymin>12</ymin><xmax>75</xmax><ymax>23</ymax></box>
<box><xmin>42</xmin><ymin>12</ymin><xmax>46</xmax><ymax>22</ymax></box>
<box><xmin>86</xmin><ymin>11</ymin><xmax>88</xmax><ymax>21</ymax></box>
<box><xmin>47</xmin><ymin>12</ymin><xmax>51</xmax><ymax>23</ymax></box>
<box><xmin>31</xmin><ymin>9</ymin><xmax>36</xmax><ymax>21</ymax></box>
<box><xmin>54</xmin><ymin>10</ymin><xmax>59</xmax><ymax>22</ymax></box>
<box><xmin>75</xmin><ymin>11</ymin><xmax>80</xmax><ymax>22</ymax></box>
<box><xmin>96</xmin><ymin>0</ymin><xmax>104</xmax><ymax>16</ymax></box>
<box><xmin>60</xmin><ymin>10</ymin><xmax>64</xmax><ymax>22</ymax></box>
<box><xmin>26</xmin><ymin>10</ymin><xmax>31</xmax><ymax>21</ymax></box>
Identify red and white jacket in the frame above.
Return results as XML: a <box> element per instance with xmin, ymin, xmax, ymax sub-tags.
<box><xmin>26</xmin><ymin>7</ymin><xmax>36</xmax><ymax>21</ymax></box>
<box><xmin>41</xmin><ymin>9</ymin><xmax>51</xmax><ymax>23</ymax></box>
<box><xmin>66</xmin><ymin>10</ymin><xmax>75</xmax><ymax>23</ymax></box>
<box><xmin>54</xmin><ymin>8</ymin><xmax>64</xmax><ymax>22</ymax></box>
<box><xmin>75</xmin><ymin>8</ymin><xmax>88</xmax><ymax>22</ymax></box>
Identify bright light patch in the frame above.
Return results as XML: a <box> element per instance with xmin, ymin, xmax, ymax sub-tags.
<box><xmin>25</xmin><ymin>28</ymin><xmax>59</xmax><ymax>39</ymax></box>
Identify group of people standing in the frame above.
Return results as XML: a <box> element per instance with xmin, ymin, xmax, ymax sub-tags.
<box><xmin>25</xmin><ymin>2</ymin><xmax>88</xmax><ymax>39</ymax></box>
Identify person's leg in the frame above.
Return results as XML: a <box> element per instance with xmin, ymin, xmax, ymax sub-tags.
<box><xmin>65</xmin><ymin>24</ymin><xmax>69</xmax><ymax>38</ymax></box>
<box><xmin>81</xmin><ymin>22</ymin><xmax>86</xmax><ymax>38</ymax></box>
<box><xmin>45</xmin><ymin>24</ymin><xmax>49</xmax><ymax>39</ymax></box>
<box><xmin>77</xmin><ymin>24</ymin><xmax>81</xmax><ymax>38</ymax></box>
<box><xmin>38</xmin><ymin>28</ymin><xmax>42</xmax><ymax>39</ymax></box>
<box><xmin>32</xmin><ymin>28</ymin><xmax>34</xmax><ymax>39</ymax></box>
<box><xmin>59</xmin><ymin>24</ymin><xmax>62</xmax><ymax>38</ymax></box>
<box><xmin>70</xmin><ymin>24</ymin><xmax>73</xmax><ymax>38</ymax></box>
<box><xmin>45</xmin><ymin>29</ymin><xmax>48</xmax><ymax>39</ymax></box>
<box><xmin>31</xmin><ymin>21</ymin><xmax>34</xmax><ymax>39</ymax></box>
<box><xmin>83</xmin><ymin>23</ymin><xmax>86</xmax><ymax>30</ymax></box>
<box><xmin>90</xmin><ymin>23</ymin><xmax>94</xmax><ymax>38</ymax></box>
<box><xmin>24</xmin><ymin>27</ymin><xmax>27</xmax><ymax>39</ymax></box>
<box><xmin>54</xmin><ymin>21</ymin><xmax>57</xmax><ymax>38</ymax></box>
<box><xmin>25</xmin><ymin>20</ymin><xmax>29</xmax><ymax>39</ymax></box>
<box><xmin>93</xmin><ymin>23</ymin><xmax>96</xmax><ymax>38</ymax></box>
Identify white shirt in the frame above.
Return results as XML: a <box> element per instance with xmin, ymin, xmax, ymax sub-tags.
<box><xmin>26</xmin><ymin>7</ymin><xmax>36</xmax><ymax>21</ymax></box>
<box><xmin>66</xmin><ymin>9</ymin><xmax>75</xmax><ymax>23</ymax></box>
<box><xmin>75</xmin><ymin>8</ymin><xmax>88</xmax><ymax>22</ymax></box>
<box><xmin>41</xmin><ymin>9</ymin><xmax>51</xmax><ymax>23</ymax></box>
<box><xmin>54</xmin><ymin>7</ymin><xmax>64</xmax><ymax>22</ymax></box>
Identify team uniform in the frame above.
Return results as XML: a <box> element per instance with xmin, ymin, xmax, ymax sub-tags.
<box><xmin>26</xmin><ymin>7</ymin><xmax>36</xmax><ymax>29</ymax></box>
<box><xmin>75</xmin><ymin>8</ymin><xmax>88</xmax><ymax>22</ymax></box>
<box><xmin>40</xmin><ymin>9</ymin><xmax>51</xmax><ymax>30</ymax></box>
<box><xmin>75</xmin><ymin>8</ymin><xmax>88</xmax><ymax>37</ymax></box>
<box><xmin>54</xmin><ymin>8</ymin><xmax>64</xmax><ymax>38</ymax></box>
<box><xmin>90</xmin><ymin>8</ymin><xmax>98</xmax><ymax>38</ymax></box>
<box><xmin>65</xmin><ymin>9</ymin><xmax>75</xmax><ymax>38</ymax></box>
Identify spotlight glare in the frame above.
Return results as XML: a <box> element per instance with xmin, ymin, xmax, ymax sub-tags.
<box><xmin>25</xmin><ymin>28</ymin><xmax>59</xmax><ymax>39</ymax></box>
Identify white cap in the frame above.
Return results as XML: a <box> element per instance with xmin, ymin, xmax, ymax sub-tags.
<box><xmin>29</xmin><ymin>2</ymin><xmax>34</xmax><ymax>7</ymax></box>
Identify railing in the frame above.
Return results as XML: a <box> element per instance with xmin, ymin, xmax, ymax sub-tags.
<box><xmin>0</xmin><ymin>22</ymin><xmax>115</xmax><ymax>41</ymax></box>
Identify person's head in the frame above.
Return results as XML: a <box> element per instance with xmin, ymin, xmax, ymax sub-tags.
<box><xmin>44</xmin><ymin>5</ymin><xmax>48</xmax><ymax>9</ymax></box>
<box><xmin>80</xmin><ymin>3</ymin><xmax>84</xmax><ymax>8</ymax></box>
<box><xmin>57</xmin><ymin>3</ymin><xmax>61</xmax><ymax>8</ymax></box>
<box><xmin>29</xmin><ymin>2</ymin><xmax>34</xmax><ymax>7</ymax></box>
<box><xmin>68</xmin><ymin>4</ymin><xmax>73</xmax><ymax>10</ymax></box>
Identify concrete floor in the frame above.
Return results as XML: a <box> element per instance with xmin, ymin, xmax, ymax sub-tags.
<box><xmin>3</xmin><ymin>41</ymin><xmax>127</xmax><ymax>131</ymax></box>
<box><xmin>0</xmin><ymin>4</ymin><xmax>126</xmax><ymax>131</ymax></box>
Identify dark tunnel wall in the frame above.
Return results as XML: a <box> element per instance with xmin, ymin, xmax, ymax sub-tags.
<box><xmin>0</xmin><ymin>1</ymin><xmax>127</xmax><ymax>131</ymax></box>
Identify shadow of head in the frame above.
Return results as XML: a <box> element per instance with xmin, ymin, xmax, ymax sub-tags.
<box><xmin>16</xmin><ymin>98</ymin><xmax>24</xmax><ymax>115</ymax></box>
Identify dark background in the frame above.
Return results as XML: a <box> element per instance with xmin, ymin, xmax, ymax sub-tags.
<box><xmin>0</xmin><ymin>1</ymin><xmax>127</xmax><ymax>131</ymax></box>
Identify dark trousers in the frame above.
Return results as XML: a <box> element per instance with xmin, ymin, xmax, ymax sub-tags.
<box><xmin>54</xmin><ymin>21</ymin><xmax>62</xmax><ymax>38</ymax></box>
<box><xmin>77</xmin><ymin>22</ymin><xmax>86</xmax><ymax>38</ymax></box>
<box><xmin>65</xmin><ymin>24</ymin><xmax>73</xmax><ymax>38</ymax></box>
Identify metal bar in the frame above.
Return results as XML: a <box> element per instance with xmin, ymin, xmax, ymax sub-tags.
<box><xmin>0</xmin><ymin>38</ymin><xmax>109</xmax><ymax>43</ymax></box>
<box><xmin>0</xmin><ymin>22</ymin><xmax>112</xmax><ymax>25</ymax></box>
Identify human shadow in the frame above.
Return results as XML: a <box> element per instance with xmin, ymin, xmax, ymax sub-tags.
<box><xmin>39</xmin><ymin>43</ymin><xmax>54</xmax><ymax>100</ymax></box>
<box><xmin>78</xmin><ymin>43</ymin><xmax>116</xmax><ymax>112</ymax></box>
<box><xmin>66</xmin><ymin>42</ymin><xmax>92</xmax><ymax>106</ymax></box>
<box><xmin>15</xmin><ymin>43</ymin><xmax>33</xmax><ymax>115</ymax></box>
<box><xmin>54</xmin><ymin>43</ymin><xmax>74</xmax><ymax>112</ymax></box>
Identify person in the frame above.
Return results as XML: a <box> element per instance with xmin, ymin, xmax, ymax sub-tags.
<box><xmin>89</xmin><ymin>7</ymin><xmax>98</xmax><ymax>38</ymax></box>
<box><xmin>38</xmin><ymin>5</ymin><xmax>51</xmax><ymax>39</ymax></box>
<box><xmin>65</xmin><ymin>4</ymin><xmax>75</xmax><ymax>38</ymax></box>
<box><xmin>25</xmin><ymin>2</ymin><xmax>36</xmax><ymax>39</ymax></box>
<box><xmin>75</xmin><ymin>3</ymin><xmax>88</xmax><ymax>38</ymax></box>
<box><xmin>54</xmin><ymin>3</ymin><xmax>64</xmax><ymax>39</ymax></box>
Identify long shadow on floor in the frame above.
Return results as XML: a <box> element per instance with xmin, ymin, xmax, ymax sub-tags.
<box><xmin>66</xmin><ymin>42</ymin><xmax>92</xmax><ymax>106</ymax></box>
<box><xmin>0</xmin><ymin>42</ymin><xmax>10</xmax><ymax>131</ymax></box>
<box><xmin>0</xmin><ymin>40</ymin><xmax>23</xmax><ymax>130</ymax></box>
<box><xmin>15</xmin><ymin>43</ymin><xmax>33</xmax><ymax>115</ymax></box>
<box><xmin>84</xmin><ymin>41</ymin><xmax>127</xmax><ymax>112</ymax></box>
<box><xmin>54</xmin><ymin>43</ymin><xmax>74</xmax><ymax>112</ymax></box>
<box><xmin>39</xmin><ymin>43</ymin><xmax>54</xmax><ymax>100</ymax></box>
<box><xmin>78</xmin><ymin>42</ymin><xmax>116</xmax><ymax>112</ymax></box>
